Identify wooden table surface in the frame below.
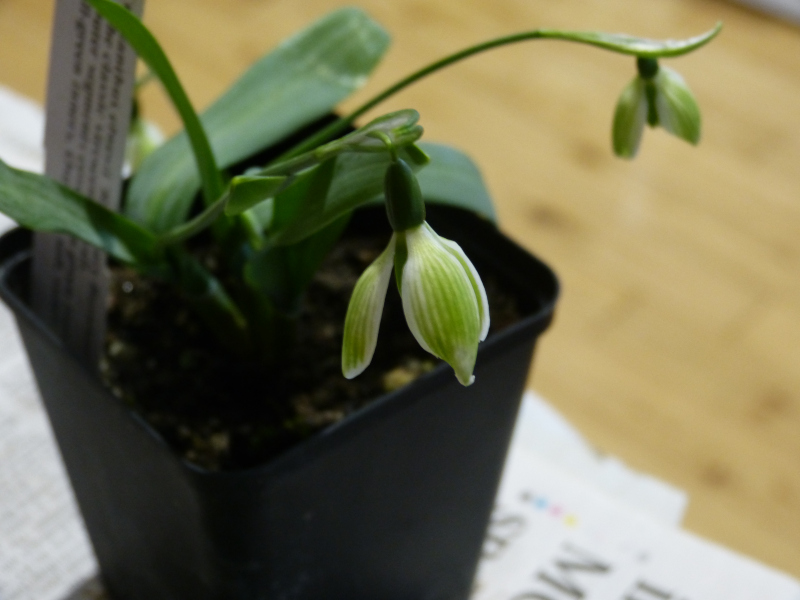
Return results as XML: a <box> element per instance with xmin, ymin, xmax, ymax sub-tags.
<box><xmin>2</xmin><ymin>0</ymin><xmax>799</xmax><ymax>579</ymax></box>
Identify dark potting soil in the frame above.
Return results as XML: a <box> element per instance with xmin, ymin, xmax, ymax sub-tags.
<box><xmin>100</xmin><ymin>234</ymin><xmax>521</xmax><ymax>471</ymax></box>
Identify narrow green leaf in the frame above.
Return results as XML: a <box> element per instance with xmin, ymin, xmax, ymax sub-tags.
<box><xmin>225</xmin><ymin>175</ymin><xmax>288</xmax><ymax>216</ymax></box>
<box><xmin>261</xmin><ymin>141</ymin><xmax>496</xmax><ymax>246</ymax></box>
<box><xmin>270</xmin><ymin>157</ymin><xmax>340</xmax><ymax>237</ymax></box>
<box><xmin>0</xmin><ymin>159</ymin><xmax>159</xmax><ymax>265</ymax></box>
<box><xmin>267</xmin><ymin>146</ymin><xmax>428</xmax><ymax>246</ymax></box>
<box><xmin>85</xmin><ymin>0</ymin><xmax>224</xmax><ymax>207</ymax></box>
<box><xmin>126</xmin><ymin>7</ymin><xmax>391</xmax><ymax>233</ymax></box>
<box><xmin>158</xmin><ymin>192</ymin><xmax>231</xmax><ymax>247</ymax></box>
<box><xmin>403</xmin><ymin>144</ymin><xmax>431</xmax><ymax>167</ymax></box>
<box><xmin>286</xmin><ymin>213</ymin><xmax>352</xmax><ymax>298</ymax></box>
<box><xmin>244</xmin><ymin>214</ymin><xmax>351</xmax><ymax>314</ymax></box>
<box><xmin>170</xmin><ymin>250</ymin><xmax>250</xmax><ymax>352</ymax></box>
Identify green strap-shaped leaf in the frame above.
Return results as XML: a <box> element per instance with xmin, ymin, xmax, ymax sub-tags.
<box><xmin>244</xmin><ymin>214</ymin><xmax>351</xmax><ymax>314</ymax></box>
<box><xmin>0</xmin><ymin>159</ymin><xmax>159</xmax><ymax>265</ymax></box>
<box><xmin>225</xmin><ymin>175</ymin><xmax>289</xmax><ymax>216</ymax></box>
<box><xmin>266</xmin><ymin>146</ymin><xmax>428</xmax><ymax>246</ymax></box>
<box><xmin>126</xmin><ymin>7</ymin><xmax>391</xmax><ymax>233</ymax></box>
<box><xmin>415</xmin><ymin>142</ymin><xmax>496</xmax><ymax>223</ymax></box>
<box><xmin>169</xmin><ymin>250</ymin><xmax>250</xmax><ymax>352</ymax></box>
<box><xmin>263</xmin><ymin>141</ymin><xmax>495</xmax><ymax>247</ymax></box>
<box><xmin>85</xmin><ymin>0</ymin><xmax>224</xmax><ymax>207</ymax></box>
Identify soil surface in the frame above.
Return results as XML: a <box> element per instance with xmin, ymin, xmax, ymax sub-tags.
<box><xmin>100</xmin><ymin>229</ymin><xmax>521</xmax><ymax>471</ymax></box>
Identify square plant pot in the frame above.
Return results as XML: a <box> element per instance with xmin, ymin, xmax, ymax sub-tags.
<box><xmin>0</xmin><ymin>206</ymin><xmax>558</xmax><ymax>600</ymax></box>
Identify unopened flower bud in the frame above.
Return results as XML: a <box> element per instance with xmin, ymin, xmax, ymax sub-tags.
<box><xmin>384</xmin><ymin>158</ymin><xmax>425</xmax><ymax>232</ymax></box>
<box><xmin>324</xmin><ymin>109</ymin><xmax>424</xmax><ymax>155</ymax></box>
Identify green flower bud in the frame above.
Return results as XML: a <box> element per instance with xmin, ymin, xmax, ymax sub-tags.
<box><xmin>322</xmin><ymin>109</ymin><xmax>424</xmax><ymax>155</ymax></box>
<box><xmin>384</xmin><ymin>158</ymin><xmax>426</xmax><ymax>232</ymax></box>
<box><xmin>342</xmin><ymin>222</ymin><xmax>489</xmax><ymax>387</ymax></box>
<box><xmin>612</xmin><ymin>60</ymin><xmax>701</xmax><ymax>158</ymax></box>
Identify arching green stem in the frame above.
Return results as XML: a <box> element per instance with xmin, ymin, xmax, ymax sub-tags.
<box><xmin>279</xmin><ymin>23</ymin><xmax>721</xmax><ymax>160</ymax></box>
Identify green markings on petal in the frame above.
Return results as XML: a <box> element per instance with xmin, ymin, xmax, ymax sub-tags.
<box><xmin>342</xmin><ymin>235</ymin><xmax>396</xmax><ymax>379</ymax></box>
<box><xmin>400</xmin><ymin>224</ymin><xmax>481</xmax><ymax>386</ymax></box>
<box><xmin>341</xmin><ymin>221</ymin><xmax>489</xmax><ymax>386</ymax></box>
<box><xmin>432</xmin><ymin>225</ymin><xmax>490</xmax><ymax>341</ymax></box>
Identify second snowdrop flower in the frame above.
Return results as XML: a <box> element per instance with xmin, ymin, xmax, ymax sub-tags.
<box><xmin>613</xmin><ymin>57</ymin><xmax>701</xmax><ymax>158</ymax></box>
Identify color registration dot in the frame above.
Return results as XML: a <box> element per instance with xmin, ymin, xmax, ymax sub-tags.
<box><xmin>564</xmin><ymin>514</ymin><xmax>578</xmax><ymax>527</ymax></box>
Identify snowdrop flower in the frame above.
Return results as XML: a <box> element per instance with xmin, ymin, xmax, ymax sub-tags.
<box><xmin>342</xmin><ymin>159</ymin><xmax>489</xmax><ymax>386</ymax></box>
<box><xmin>613</xmin><ymin>58</ymin><xmax>701</xmax><ymax>158</ymax></box>
<box><xmin>125</xmin><ymin>117</ymin><xmax>165</xmax><ymax>173</ymax></box>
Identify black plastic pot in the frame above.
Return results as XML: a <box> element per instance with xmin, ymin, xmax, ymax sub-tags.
<box><xmin>0</xmin><ymin>206</ymin><xmax>558</xmax><ymax>600</ymax></box>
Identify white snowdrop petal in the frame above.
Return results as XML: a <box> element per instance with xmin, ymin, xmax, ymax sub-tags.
<box><xmin>341</xmin><ymin>235</ymin><xmax>396</xmax><ymax>379</ymax></box>
<box><xmin>433</xmin><ymin>226</ymin><xmax>490</xmax><ymax>342</ymax></box>
<box><xmin>654</xmin><ymin>66</ymin><xmax>700</xmax><ymax>145</ymax></box>
<box><xmin>612</xmin><ymin>76</ymin><xmax>647</xmax><ymax>158</ymax></box>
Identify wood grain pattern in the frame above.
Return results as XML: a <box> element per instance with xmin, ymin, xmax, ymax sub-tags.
<box><xmin>1</xmin><ymin>0</ymin><xmax>798</xmax><ymax>578</ymax></box>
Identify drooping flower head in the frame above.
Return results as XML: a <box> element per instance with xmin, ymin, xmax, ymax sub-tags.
<box><xmin>613</xmin><ymin>57</ymin><xmax>701</xmax><ymax>158</ymax></box>
<box><xmin>342</xmin><ymin>158</ymin><xmax>489</xmax><ymax>386</ymax></box>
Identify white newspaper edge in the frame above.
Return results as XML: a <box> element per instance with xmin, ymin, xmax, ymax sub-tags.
<box><xmin>474</xmin><ymin>445</ymin><xmax>800</xmax><ymax>600</ymax></box>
